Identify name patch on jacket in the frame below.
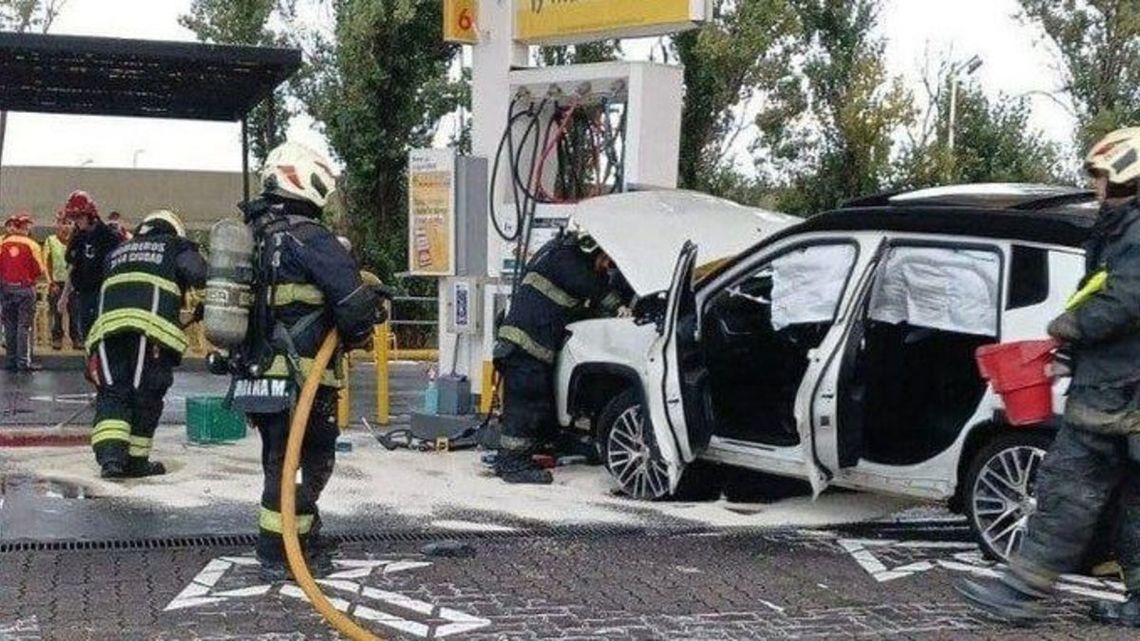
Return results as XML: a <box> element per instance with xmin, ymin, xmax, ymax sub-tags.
<box><xmin>108</xmin><ymin>242</ymin><xmax>168</xmax><ymax>270</ymax></box>
<box><xmin>229</xmin><ymin>377</ymin><xmax>295</xmax><ymax>415</ymax></box>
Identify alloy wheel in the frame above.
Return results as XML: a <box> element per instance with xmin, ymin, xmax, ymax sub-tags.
<box><xmin>606</xmin><ymin>404</ymin><xmax>670</xmax><ymax>500</ymax></box>
<box><xmin>971</xmin><ymin>444</ymin><xmax>1046</xmax><ymax>562</ymax></box>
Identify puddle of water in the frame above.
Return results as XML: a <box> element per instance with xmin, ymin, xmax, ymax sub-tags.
<box><xmin>0</xmin><ymin>474</ymin><xmax>98</xmax><ymax>500</ymax></box>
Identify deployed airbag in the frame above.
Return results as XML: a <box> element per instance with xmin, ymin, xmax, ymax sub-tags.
<box><xmin>869</xmin><ymin>247</ymin><xmax>999</xmax><ymax>336</ymax></box>
<box><xmin>771</xmin><ymin>244</ymin><xmax>857</xmax><ymax>330</ymax></box>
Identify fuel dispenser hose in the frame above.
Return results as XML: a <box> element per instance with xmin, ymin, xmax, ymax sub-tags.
<box><xmin>280</xmin><ymin>330</ymin><xmax>386</xmax><ymax>641</ymax></box>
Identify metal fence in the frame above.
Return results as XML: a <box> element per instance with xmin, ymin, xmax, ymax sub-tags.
<box><xmin>388</xmin><ymin>295</ymin><xmax>439</xmax><ymax>351</ymax></box>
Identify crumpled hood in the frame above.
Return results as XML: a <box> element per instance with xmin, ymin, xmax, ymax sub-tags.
<box><xmin>570</xmin><ymin>190</ymin><xmax>798</xmax><ymax>295</ymax></box>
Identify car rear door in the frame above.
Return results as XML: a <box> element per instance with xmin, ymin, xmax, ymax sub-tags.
<box><xmin>645</xmin><ymin>241</ymin><xmax>713</xmax><ymax>492</ymax></box>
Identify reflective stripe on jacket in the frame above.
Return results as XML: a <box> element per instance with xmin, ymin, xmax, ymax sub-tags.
<box><xmin>496</xmin><ymin>236</ymin><xmax>630</xmax><ymax>366</ymax></box>
<box><xmin>85</xmin><ymin>234</ymin><xmax>202</xmax><ymax>355</ymax></box>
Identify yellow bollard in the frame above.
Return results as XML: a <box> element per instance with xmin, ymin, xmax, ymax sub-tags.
<box><xmin>374</xmin><ymin>323</ymin><xmax>391</xmax><ymax>425</ymax></box>
<box><xmin>337</xmin><ymin>354</ymin><xmax>351</xmax><ymax>429</ymax></box>
<box><xmin>480</xmin><ymin>360</ymin><xmax>495</xmax><ymax>415</ymax></box>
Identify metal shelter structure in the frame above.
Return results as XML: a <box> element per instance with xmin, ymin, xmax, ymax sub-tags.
<box><xmin>0</xmin><ymin>31</ymin><xmax>302</xmax><ymax>199</ymax></box>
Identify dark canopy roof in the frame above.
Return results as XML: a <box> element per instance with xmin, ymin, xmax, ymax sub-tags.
<box><xmin>0</xmin><ymin>32</ymin><xmax>301</xmax><ymax>121</ymax></box>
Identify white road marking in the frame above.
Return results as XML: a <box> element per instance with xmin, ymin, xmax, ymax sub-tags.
<box><xmin>839</xmin><ymin>536</ymin><xmax>1128</xmax><ymax>602</ymax></box>
<box><xmin>165</xmin><ymin>555</ymin><xmax>492</xmax><ymax>638</ymax></box>
<box><xmin>758</xmin><ymin>600</ymin><xmax>786</xmax><ymax>614</ymax></box>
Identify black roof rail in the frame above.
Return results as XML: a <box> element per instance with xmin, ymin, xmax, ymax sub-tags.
<box><xmin>1009</xmin><ymin>190</ymin><xmax>1097</xmax><ymax>210</ymax></box>
<box><xmin>839</xmin><ymin>190</ymin><xmax>906</xmax><ymax>208</ymax></box>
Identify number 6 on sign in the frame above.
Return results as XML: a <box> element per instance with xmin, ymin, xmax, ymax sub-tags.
<box><xmin>444</xmin><ymin>0</ymin><xmax>479</xmax><ymax>44</ymax></box>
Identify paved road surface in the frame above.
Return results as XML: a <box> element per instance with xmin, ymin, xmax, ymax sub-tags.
<box><xmin>0</xmin><ymin>520</ymin><xmax>1133</xmax><ymax>641</ymax></box>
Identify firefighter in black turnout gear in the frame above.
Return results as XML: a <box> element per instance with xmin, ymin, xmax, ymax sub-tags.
<box><xmin>958</xmin><ymin>127</ymin><xmax>1140</xmax><ymax>628</ymax></box>
<box><xmin>227</xmin><ymin>141</ymin><xmax>383</xmax><ymax>582</ymax></box>
<box><xmin>88</xmin><ymin>210</ymin><xmax>207</xmax><ymax>479</ymax></box>
<box><xmin>494</xmin><ymin>228</ymin><xmax>632</xmax><ymax>484</ymax></box>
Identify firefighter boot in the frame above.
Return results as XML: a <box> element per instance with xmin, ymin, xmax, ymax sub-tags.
<box><xmin>100</xmin><ymin>461</ymin><xmax>128</xmax><ymax>479</ymax></box>
<box><xmin>956</xmin><ymin>574</ymin><xmax>1045</xmax><ymax>625</ymax></box>
<box><xmin>494</xmin><ymin>451</ymin><xmax>553</xmax><ymax>485</ymax></box>
<box><xmin>125</xmin><ymin>459</ymin><xmax>167</xmax><ymax>478</ymax></box>
<box><xmin>258</xmin><ymin>554</ymin><xmax>334</xmax><ymax>583</ymax></box>
<box><xmin>1091</xmin><ymin>593</ymin><xmax>1140</xmax><ymax>627</ymax></box>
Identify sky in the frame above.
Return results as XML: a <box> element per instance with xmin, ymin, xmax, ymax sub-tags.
<box><xmin>1</xmin><ymin>0</ymin><xmax>1078</xmax><ymax>173</ymax></box>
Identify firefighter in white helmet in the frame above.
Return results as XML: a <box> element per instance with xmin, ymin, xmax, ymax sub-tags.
<box><xmin>228</xmin><ymin>141</ymin><xmax>386</xmax><ymax>582</ymax></box>
<box><xmin>959</xmin><ymin>127</ymin><xmax>1140</xmax><ymax>628</ymax></box>
<box><xmin>87</xmin><ymin>210</ymin><xmax>207</xmax><ymax>478</ymax></box>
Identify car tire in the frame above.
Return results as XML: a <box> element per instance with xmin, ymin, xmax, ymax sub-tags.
<box><xmin>597</xmin><ymin>389</ymin><xmax>721</xmax><ymax>501</ymax></box>
<box><xmin>963</xmin><ymin>430</ymin><xmax>1053</xmax><ymax>563</ymax></box>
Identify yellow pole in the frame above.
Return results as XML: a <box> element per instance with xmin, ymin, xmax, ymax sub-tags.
<box><xmin>480</xmin><ymin>360</ymin><xmax>495</xmax><ymax>415</ymax></box>
<box><xmin>337</xmin><ymin>354</ymin><xmax>351</xmax><ymax>429</ymax></box>
<box><xmin>375</xmin><ymin>323</ymin><xmax>391</xmax><ymax>425</ymax></box>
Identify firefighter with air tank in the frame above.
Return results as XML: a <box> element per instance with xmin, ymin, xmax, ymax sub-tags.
<box><xmin>203</xmin><ymin>141</ymin><xmax>387</xmax><ymax>582</ymax></box>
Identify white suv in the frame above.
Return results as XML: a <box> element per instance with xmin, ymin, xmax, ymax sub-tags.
<box><xmin>556</xmin><ymin>184</ymin><xmax>1095</xmax><ymax>562</ymax></box>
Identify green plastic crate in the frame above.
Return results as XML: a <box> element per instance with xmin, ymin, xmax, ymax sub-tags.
<box><xmin>186</xmin><ymin>397</ymin><xmax>247</xmax><ymax>443</ymax></box>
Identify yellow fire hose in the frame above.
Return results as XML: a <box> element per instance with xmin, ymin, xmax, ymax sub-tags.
<box><xmin>280</xmin><ymin>330</ymin><xmax>386</xmax><ymax>641</ymax></box>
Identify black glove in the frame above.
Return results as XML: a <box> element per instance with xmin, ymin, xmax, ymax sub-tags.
<box><xmin>1046</xmin><ymin>311</ymin><xmax>1082</xmax><ymax>342</ymax></box>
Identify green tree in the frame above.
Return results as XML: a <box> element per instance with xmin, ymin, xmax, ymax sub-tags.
<box><xmin>538</xmin><ymin>40</ymin><xmax>622</xmax><ymax>66</ymax></box>
<box><xmin>671</xmin><ymin>0</ymin><xmax>798</xmax><ymax>200</ymax></box>
<box><xmin>180</xmin><ymin>0</ymin><xmax>295</xmax><ymax>164</ymax></box>
<box><xmin>895</xmin><ymin>81</ymin><xmax>1064</xmax><ymax>190</ymax></box>
<box><xmin>1019</xmin><ymin>0</ymin><xmax>1140</xmax><ymax>145</ymax></box>
<box><xmin>300</xmin><ymin>0</ymin><xmax>463</xmax><ymax>282</ymax></box>
<box><xmin>759</xmin><ymin>0</ymin><xmax>913</xmax><ymax>215</ymax></box>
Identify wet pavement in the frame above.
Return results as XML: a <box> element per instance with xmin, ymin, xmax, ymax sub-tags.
<box><xmin>0</xmin><ymin>522</ymin><xmax>1134</xmax><ymax>641</ymax></box>
<box><xmin>2</xmin><ymin>366</ymin><xmax>1133</xmax><ymax>640</ymax></box>
<box><xmin>0</xmin><ymin>361</ymin><xmax>431</xmax><ymax>428</ymax></box>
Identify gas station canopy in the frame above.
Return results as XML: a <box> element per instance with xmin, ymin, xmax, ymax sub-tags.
<box><xmin>0</xmin><ymin>32</ymin><xmax>301</xmax><ymax>122</ymax></box>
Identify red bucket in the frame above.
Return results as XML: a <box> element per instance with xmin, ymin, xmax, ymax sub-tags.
<box><xmin>975</xmin><ymin>339</ymin><xmax>1060</xmax><ymax>426</ymax></box>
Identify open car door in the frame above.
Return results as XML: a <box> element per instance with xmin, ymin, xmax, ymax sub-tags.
<box><xmin>645</xmin><ymin>241</ymin><xmax>715</xmax><ymax>492</ymax></box>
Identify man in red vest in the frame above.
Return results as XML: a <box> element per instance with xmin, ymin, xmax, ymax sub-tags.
<box><xmin>0</xmin><ymin>213</ymin><xmax>45</xmax><ymax>372</ymax></box>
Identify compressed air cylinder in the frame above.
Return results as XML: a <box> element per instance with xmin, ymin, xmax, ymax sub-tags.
<box><xmin>204</xmin><ymin>218</ymin><xmax>255</xmax><ymax>349</ymax></box>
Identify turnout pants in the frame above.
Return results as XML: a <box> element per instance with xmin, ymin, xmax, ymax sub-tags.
<box><xmin>252</xmin><ymin>387</ymin><xmax>339</xmax><ymax>564</ymax></box>
<box><xmin>495</xmin><ymin>350</ymin><xmax>556</xmax><ymax>455</ymax></box>
<box><xmin>76</xmin><ymin>289</ymin><xmax>100</xmax><ymax>343</ymax></box>
<box><xmin>1011</xmin><ymin>423</ymin><xmax>1140</xmax><ymax>593</ymax></box>
<box><xmin>90</xmin><ymin>333</ymin><xmax>176</xmax><ymax>469</ymax></box>
<box><xmin>0</xmin><ymin>285</ymin><xmax>35</xmax><ymax>369</ymax></box>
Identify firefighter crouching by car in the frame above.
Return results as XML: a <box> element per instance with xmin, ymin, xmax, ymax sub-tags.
<box><xmin>958</xmin><ymin>127</ymin><xmax>1140</xmax><ymax>628</ymax></box>
<box><xmin>214</xmin><ymin>141</ymin><xmax>384</xmax><ymax>582</ymax></box>
<box><xmin>86</xmin><ymin>211</ymin><xmax>207</xmax><ymax>479</ymax></box>
<box><xmin>493</xmin><ymin>227</ymin><xmax>633</xmax><ymax>484</ymax></box>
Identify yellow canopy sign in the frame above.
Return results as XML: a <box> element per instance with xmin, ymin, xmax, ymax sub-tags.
<box><xmin>515</xmin><ymin>0</ymin><xmax>707</xmax><ymax>45</ymax></box>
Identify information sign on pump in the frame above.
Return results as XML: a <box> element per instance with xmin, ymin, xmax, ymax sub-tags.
<box><xmin>407</xmin><ymin>149</ymin><xmax>457</xmax><ymax>276</ymax></box>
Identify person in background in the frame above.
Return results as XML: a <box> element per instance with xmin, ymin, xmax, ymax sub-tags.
<box><xmin>107</xmin><ymin>211</ymin><xmax>132</xmax><ymax>242</ymax></box>
<box><xmin>62</xmin><ymin>191</ymin><xmax>120</xmax><ymax>340</ymax></box>
<box><xmin>43</xmin><ymin>209</ymin><xmax>79</xmax><ymax>350</ymax></box>
<box><xmin>0</xmin><ymin>213</ymin><xmax>45</xmax><ymax>372</ymax></box>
